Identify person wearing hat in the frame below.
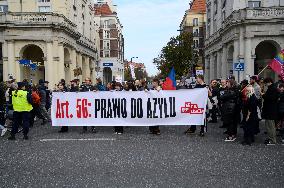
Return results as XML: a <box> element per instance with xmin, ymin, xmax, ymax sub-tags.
<box><xmin>44</xmin><ymin>81</ymin><xmax>51</xmax><ymax>111</ymax></box>
<box><xmin>8</xmin><ymin>82</ymin><xmax>33</xmax><ymax>140</ymax></box>
<box><xmin>38</xmin><ymin>79</ymin><xmax>50</xmax><ymax>125</ymax></box>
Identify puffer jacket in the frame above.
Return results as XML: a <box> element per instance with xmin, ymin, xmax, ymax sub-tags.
<box><xmin>219</xmin><ymin>88</ymin><xmax>238</xmax><ymax>123</ymax></box>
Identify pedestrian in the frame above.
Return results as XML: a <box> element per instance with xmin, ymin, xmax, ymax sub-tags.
<box><xmin>262</xmin><ymin>77</ymin><xmax>279</xmax><ymax>145</ymax></box>
<box><xmin>220</xmin><ymin>79</ymin><xmax>239</xmax><ymax>142</ymax></box>
<box><xmin>95</xmin><ymin>78</ymin><xmax>106</xmax><ymax>91</ymax></box>
<box><xmin>149</xmin><ymin>78</ymin><xmax>161</xmax><ymax>135</ymax></box>
<box><xmin>30</xmin><ymin>85</ymin><xmax>46</xmax><ymax>127</ymax></box>
<box><xmin>113</xmin><ymin>82</ymin><xmax>124</xmax><ymax>134</ymax></box>
<box><xmin>57</xmin><ymin>82</ymin><xmax>70</xmax><ymax>133</ymax></box>
<box><xmin>0</xmin><ymin>82</ymin><xmax>7</xmax><ymax>136</ymax></box>
<box><xmin>80</xmin><ymin>77</ymin><xmax>97</xmax><ymax>133</ymax></box>
<box><xmin>218</xmin><ymin>79</ymin><xmax>227</xmax><ymax>128</ymax></box>
<box><xmin>185</xmin><ymin>75</ymin><xmax>210</xmax><ymax>137</ymax></box>
<box><xmin>278</xmin><ymin>83</ymin><xmax>284</xmax><ymax>143</ymax></box>
<box><xmin>44</xmin><ymin>81</ymin><xmax>51</xmax><ymax>112</ymax></box>
<box><xmin>38</xmin><ymin>79</ymin><xmax>51</xmax><ymax>125</ymax></box>
<box><xmin>241</xmin><ymin>85</ymin><xmax>259</xmax><ymax>146</ymax></box>
<box><xmin>70</xmin><ymin>79</ymin><xmax>80</xmax><ymax>92</ymax></box>
<box><xmin>209</xmin><ymin>79</ymin><xmax>219</xmax><ymax>123</ymax></box>
<box><xmin>8</xmin><ymin>82</ymin><xmax>33</xmax><ymax>140</ymax></box>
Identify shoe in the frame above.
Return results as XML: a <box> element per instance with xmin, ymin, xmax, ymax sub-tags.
<box><xmin>23</xmin><ymin>135</ymin><xmax>28</xmax><ymax>140</ymax></box>
<box><xmin>1</xmin><ymin>128</ymin><xmax>8</xmax><ymax>137</ymax></box>
<box><xmin>199</xmin><ymin>132</ymin><xmax>205</xmax><ymax>137</ymax></box>
<box><xmin>58</xmin><ymin>130</ymin><xmax>68</xmax><ymax>133</ymax></box>
<box><xmin>41</xmin><ymin>119</ymin><xmax>47</xmax><ymax>125</ymax></box>
<box><xmin>225</xmin><ymin>136</ymin><xmax>236</xmax><ymax>142</ymax></box>
<box><xmin>185</xmin><ymin>129</ymin><xmax>195</xmax><ymax>134</ymax></box>
<box><xmin>91</xmin><ymin>127</ymin><xmax>97</xmax><ymax>133</ymax></box>
<box><xmin>8</xmin><ymin>135</ymin><xmax>15</xmax><ymax>140</ymax></box>
<box><xmin>117</xmin><ymin>132</ymin><xmax>123</xmax><ymax>135</ymax></box>
<box><xmin>264</xmin><ymin>140</ymin><xmax>276</xmax><ymax>145</ymax></box>
<box><xmin>223</xmin><ymin>131</ymin><xmax>228</xmax><ymax>135</ymax></box>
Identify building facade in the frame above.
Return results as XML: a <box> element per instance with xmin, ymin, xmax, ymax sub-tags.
<box><xmin>205</xmin><ymin>0</ymin><xmax>284</xmax><ymax>83</ymax></box>
<box><xmin>180</xmin><ymin>0</ymin><xmax>206</xmax><ymax>75</ymax></box>
<box><xmin>0</xmin><ymin>0</ymin><xmax>99</xmax><ymax>88</ymax></box>
<box><xmin>94</xmin><ymin>0</ymin><xmax>124</xmax><ymax>84</ymax></box>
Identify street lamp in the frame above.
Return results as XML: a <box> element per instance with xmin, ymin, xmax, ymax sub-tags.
<box><xmin>130</xmin><ymin>57</ymin><xmax>138</xmax><ymax>64</ymax></box>
<box><xmin>129</xmin><ymin>57</ymin><xmax>138</xmax><ymax>80</ymax></box>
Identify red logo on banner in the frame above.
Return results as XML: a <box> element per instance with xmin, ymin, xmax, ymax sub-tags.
<box><xmin>181</xmin><ymin>102</ymin><xmax>204</xmax><ymax>114</ymax></box>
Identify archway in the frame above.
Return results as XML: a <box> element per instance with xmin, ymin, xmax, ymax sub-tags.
<box><xmin>21</xmin><ymin>44</ymin><xmax>44</xmax><ymax>84</ymax></box>
<box><xmin>227</xmin><ymin>46</ymin><xmax>234</xmax><ymax>76</ymax></box>
<box><xmin>103</xmin><ymin>67</ymin><xmax>112</xmax><ymax>84</ymax></box>
<box><xmin>64</xmin><ymin>48</ymin><xmax>71</xmax><ymax>84</ymax></box>
<box><xmin>255</xmin><ymin>40</ymin><xmax>280</xmax><ymax>79</ymax></box>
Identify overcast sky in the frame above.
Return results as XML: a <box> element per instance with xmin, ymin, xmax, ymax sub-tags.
<box><xmin>115</xmin><ymin>0</ymin><xmax>190</xmax><ymax>76</ymax></box>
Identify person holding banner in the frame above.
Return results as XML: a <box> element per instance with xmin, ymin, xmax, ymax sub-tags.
<box><xmin>80</xmin><ymin>77</ymin><xmax>97</xmax><ymax>134</ymax></box>
<box><xmin>149</xmin><ymin>78</ymin><xmax>161</xmax><ymax>135</ymax></box>
<box><xmin>114</xmin><ymin>82</ymin><xmax>124</xmax><ymax>134</ymax></box>
<box><xmin>185</xmin><ymin>75</ymin><xmax>210</xmax><ymax>137</ymax></box>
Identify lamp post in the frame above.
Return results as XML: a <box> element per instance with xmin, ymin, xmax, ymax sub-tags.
<box><xmin>130</xmin><ymin>57</ymin><xmax>138</xmax><ymax>80</ymax></box>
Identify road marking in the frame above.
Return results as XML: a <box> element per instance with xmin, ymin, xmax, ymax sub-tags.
<box><xmin>40</xmin><ymin>138</ymin><xmax>116</xmax><ymax>142</ymax></box>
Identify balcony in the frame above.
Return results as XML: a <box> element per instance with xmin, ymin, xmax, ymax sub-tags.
<box><xmin>0</xmin><ymin>12</ymin><xmax>97</xmax><ymax>51</ymax></box>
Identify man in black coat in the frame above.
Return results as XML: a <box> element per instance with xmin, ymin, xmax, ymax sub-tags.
<box><xmin>262</xmin><ymin>77</ymin><xmax>279</xmax><ymax>145</ymax></box>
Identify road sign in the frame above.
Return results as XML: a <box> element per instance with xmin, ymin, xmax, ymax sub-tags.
<box><xmin>234</xmin><ymin>62</ymin><xmax>244</xmax><ymax>71</ymax></box>
<box><xmin>103</xmin><ymin>63</ymin><xmax>113</xmax><ymax>67</ymax></box>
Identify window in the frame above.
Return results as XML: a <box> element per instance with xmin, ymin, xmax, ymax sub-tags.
<box><xmin>104</xmin><ymin>50</ymin><xmax>110</xmax><ymax>58</ymax></box>
<box><xmin>104</xmin><ymin>20</ymin><xmax>109</xmax><ymax>28</ymax></box>
<box><xmin>214</xmin><ymin>0</ymin><xmax>218</xmax><ymax>15</ymax></box>
<box><xmin>222</xmin><ymin>0</ymin><xmax>226</xmax><ymax>8</ymax></box>
<box><xmin>74</xmin><ymin>14</ymin><xmax>77</xmax><ymax>23</ymax></box>
<box><xmin>222</xmin><ymin>10</ymin><xmax>226</xmax><ymax>22</ymax></box>
<box><xmin>38</xmin><ymin>6</ymin><xmax>51</xmax><ymax>12</ymax></box>
<box><xmin>193</xmin><ymin>40</ymin><xmax>199</xmax><ymax>49</ymax></box>
<box><xmin>193</xmin><ymin>18</ymin><xmax>198</xmax><ymax>26</ymax></box>
<box><xmin>248</xmin><ymin>1</ymin><xmax>261</xmax><ymax>8</ymax></box>
<box><xmin>38</xmin><ymin>0</ymin><xmax>50</xmax><ymax>2</ymax></box>
<box><xmin>104</xmin><ymin>30</ymin><xmax>110</xmax><ymax>38</ymax></box>
<box><xmin>193</xmin><ymin>29</ymin><xmax>199</xmax><ymax>37</ymax></box>
<box><xmin>103</xmin><ymin>40</ymin><xmax>110</xmax><ymax>50</ymax></box>
<box><xmin>0</xmin><ymin>5</ymin><xmax>8</xmax><ymax>13</ymax></box>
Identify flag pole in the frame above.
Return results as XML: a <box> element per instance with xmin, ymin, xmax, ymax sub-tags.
<box><xmin>241</xmin><ymin>64</ymin><xmax>269</xmax><ymax>92</ymax></box>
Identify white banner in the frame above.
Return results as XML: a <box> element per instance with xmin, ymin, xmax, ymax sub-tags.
<box><xmin>51</xmin><ymin>89</ymin><xmax>207</xmax><ymax>126</ymax></box>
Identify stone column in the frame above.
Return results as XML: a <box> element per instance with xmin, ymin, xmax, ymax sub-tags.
<box><xmin>233</xmin><ymin>39</ymin><xmax>240</xmax><ymax>80</ymax></box>
<box><xmin>7</xmin><ymin>41</ymin><xmax>15</xmax><ymax>79</ymax></box>
<box><xmin>70</xmin><ymin>48</ymin><xmax>77</xmax><ymax>81</ymax></box>
<box><xmin>245</xmin><ymin>38</ymin><xmax>253</xmax><ymax>77</ymax></box>
<box><xmin>85</xmin><ymin>56</ymin><xmax>90</xmax><ymax>79</ymax></box>
<box><xmin>46</xmin><ymin>41</ymin><xmax>55</xmax><ymax>88</ymax></box>
<box><xmin>77</xmin><ymin>53</ymin><xmax>83</xmax><ymax>82</ymax></box>
<box><xmin>221</xmin><ymin>44</ymin><xmax>227</xmax><ymax>79</ymax></box>
<box><xmin>58</xmin><ymin>43</ymin><xmax>65</xmax><ymax>82</ymax></box>
<box><xmin>204</xmin><ymin>57</ymin><xmax>209</xmax><ymax>84</ymax></box>
<box><xmin>217</xmin><ymin>50</ymin><xmax>222</xmax><ymax>79</ymax></box>
<box><xmin>210</xmin><ymin>53</ymin><xmax>214</xmax><ymax>81</ymax></box>
<box><xmin>2</xmin><ymin>41</ymin><xmax>8</xmax><ymax>81</ymax></box>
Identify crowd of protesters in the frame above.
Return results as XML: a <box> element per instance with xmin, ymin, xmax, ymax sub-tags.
<box><xmin>0</xmin><ymin>74</ymin><xmax>283</xmax><ymax>146</ymax></box>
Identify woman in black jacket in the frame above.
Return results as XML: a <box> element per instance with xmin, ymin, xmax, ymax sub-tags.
<box><xmin>242</xmin><ymin>85</ymin><xmax>259</xmax><ymax>146</ymax></box>
<box><xmin>220</xmin><ymin>80</ymin><xmax>239</xmax><ymax>142</ymax></box>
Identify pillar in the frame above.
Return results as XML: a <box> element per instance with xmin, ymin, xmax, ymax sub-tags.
<box><xmin>221</xmin><ymin>44</ymin><xmax>227</xmax><ymax>79</ymax></box>
<box><xmin>46</xmin><ymin>41</ymin><xmax>55</xmax><ymax>88</ymax></box>
<box><xmin>204</xmin><ymin>57</ymin><xmax>210</xmax><ymax>84</ymax></box>
<box><xmin>85</xmin><ymin>56</ymin><xmax>90</xmax><ymax>79</ymax></box>
<box><xmin>245</xmin><ymin>38</ymin><xmax>253</xmax><ymax>77</ymax></box>
<box><xmin>77</xmin><ymin>53</ymin><xmax>83</xmax><ymax>82</ymax></box>
<box><xmin>233</xmin><ymin>39</ymin><xmax>240</xmax><ymax>80</ymax></box>
<box><xmin>3</xmin><ymin>41</ymin><xmax>8</xmax><ymax>81</ymax></box>
<box><xmin>58</xmin><ymin>43</ymin><xmax>65</xmax><ymax>82</ymax></box>
<box><xmin>217</xmin><ymin>50</ymin><xmax>222</xmax><ymax>79</ymax></box>
<box><xmin>7</xmin><ymin>41</ymin><xmax>15</xmax><ymax>80</ymax></box>
<box><xmin>70</xmin><ymin>48</ymin><xmax>77</xmax><ymax>80</ymax></box>
<box><xmin>210</xmin><ymin>53</ymin><xmax>214</xmax><ymax>81</ymax></box>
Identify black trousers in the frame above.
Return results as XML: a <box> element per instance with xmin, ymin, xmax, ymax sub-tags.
<box><xmin>227</xmin><ymin>121</ymin><xmax>238</xmax><ymax>136</ymax></box>
<box><xmin>149</xmin><ymin>126</ymin><xmax>160</xmax><ymax>133</ymax></box>
<box><xmin>30</xmin><ymin>106</ymin><xmax>45</xmax><ymax>127</ymax></box>
<box><xmin>189</xmin><ymin>125</ymin><xmax>205</xmax><ymax>133</ymax></box>
<box><xmin>12</xmin><ymin>111</ymin><xmax>31</xmax><ymax>136</ymax></box>
<box><xmin>210</xmin><ymin>106</ymin><xmax>217</xmax><ymax>122</ymax></box>
<box><xmin>243</xmin><ymin>121</ymin><xmax>255</xmax><ymax>144</ymax></box>
<box><xmin>114</xmin><ymin>126</ymin><xmax>123</xmax><ymax>133</ymax></box>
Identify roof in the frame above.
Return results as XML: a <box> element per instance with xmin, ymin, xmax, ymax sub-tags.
<box><xmin>189</xmin><ymin>0</ymin><xmax>206</xmax><ymax>13</ymax></box>
<box><xmin>94</xmin><ymin>3</ymin><xmax>113</xmax><ymax>15</ymax></box>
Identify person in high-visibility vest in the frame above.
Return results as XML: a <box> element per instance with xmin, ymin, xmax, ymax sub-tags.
<box><xmin>8</xmin><ymin>82</ymin><xmax>33</xmax><ymax>140</ymax></box>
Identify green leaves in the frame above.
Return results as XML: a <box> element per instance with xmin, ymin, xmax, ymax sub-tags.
<box><xmin>153</xmin><ymin>32</ymin><xmax>195</xmax><ymax>79</ymax></box>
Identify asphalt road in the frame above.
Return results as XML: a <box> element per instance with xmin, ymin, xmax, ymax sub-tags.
<box><xmin>0</xmin><ymin>120</ymin><xmax>283</xmax><ymax>188</ymax></box>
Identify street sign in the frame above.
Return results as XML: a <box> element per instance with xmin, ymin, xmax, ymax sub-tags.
<box><xmin>103</xmin><ymin>63</ymin><xmax>113</xmax><ymax>67</ymax></box>
<box><xmin>234</xmin><ymin>62</ymin><xmax>244</xmax><ymax>71</ymax></box>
